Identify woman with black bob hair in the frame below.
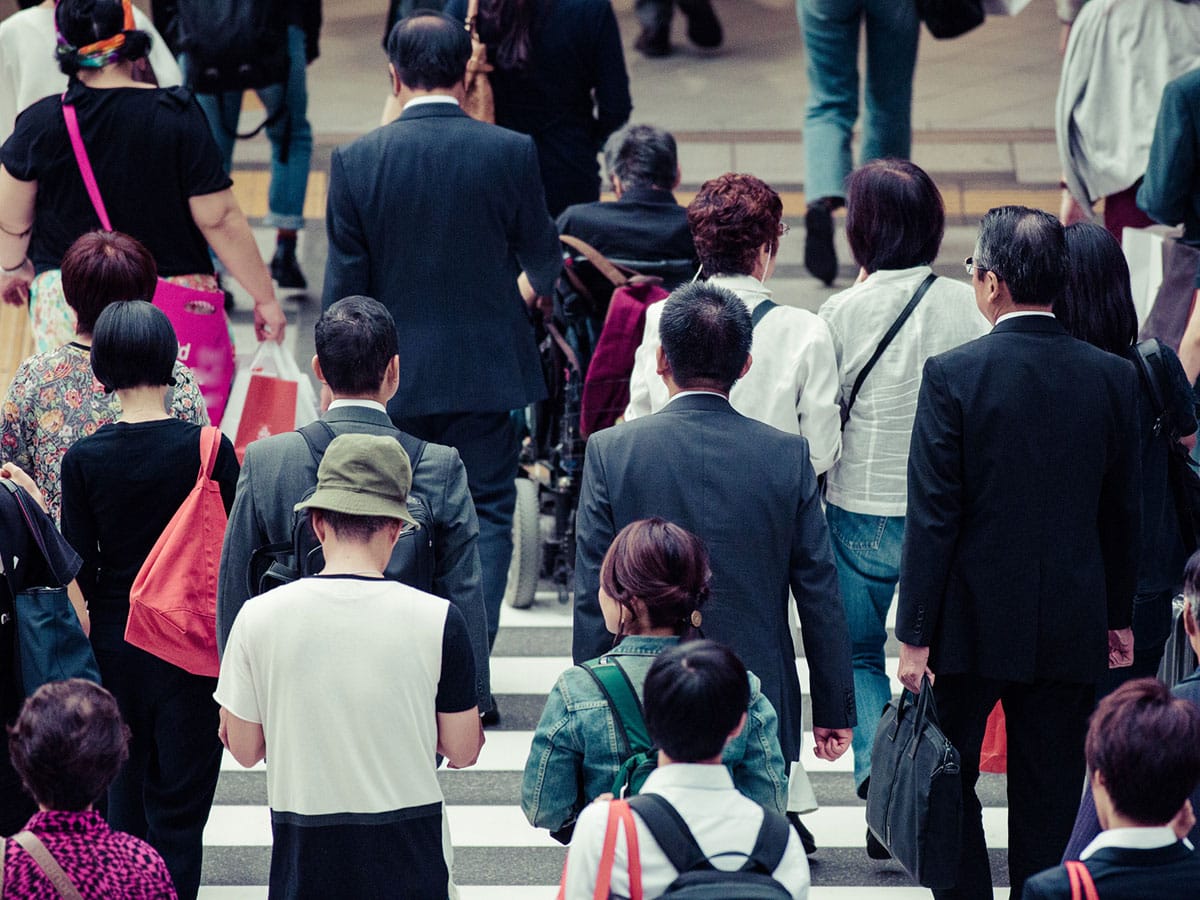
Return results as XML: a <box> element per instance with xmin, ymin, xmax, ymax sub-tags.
<box><xmin>521</xmin><ymin>518</ymin><xmax>789</xmax><ymax>842</ymax></box>
<box><xmin>1055</xmin><ymin>221</ymin><xmax>1198</xmax><ymax>693</ymax></box>
<box><xmin>2</xmin><ymin>679</ymin><xmax>177</xmax><ymax>896</ymax></box>
<box><xmin>0</xmin><ymin>0</ymin><xmax>285</xmax><ymax>354</ymax></box>
<box><xmin>60</xmin><ymin>300</ymin><xmax>238</xmax><ymax>900</ymax></box>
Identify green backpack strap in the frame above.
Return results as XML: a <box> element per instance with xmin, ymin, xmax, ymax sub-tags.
<box><xmin>581</xmin><ymin>658</ymin><xmax>655</xmax><ymax>794</ymax></box>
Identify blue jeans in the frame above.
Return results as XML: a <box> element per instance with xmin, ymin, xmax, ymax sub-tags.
<box><xmin>799</xmin><ymin>0</ymin><xmax>919</xmax><ymax>201</ymax></box>
<box><xmin>826</xmin><ymin>503</ymin><xmax>905</xmax><ymax>791</ymax></box>
<box><xmin>192</xmin><ymin>25</ymin><xmax>313</xmax><ymax>230</ymax></box>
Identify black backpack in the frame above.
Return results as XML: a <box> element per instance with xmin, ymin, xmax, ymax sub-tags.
<box><xmin>246</xmin><ymin>422</ymin><xmax>435</xmax><ymax>597</ymax></box>
<box><xmin>176</xmin><ymin>0</ymin><xmax>290</xmax><ymax>96</ymax></box>
<box><xmin>626</xmin><ymin>793</ymin><xmax>794</xmax><ymax>899</ymax></box>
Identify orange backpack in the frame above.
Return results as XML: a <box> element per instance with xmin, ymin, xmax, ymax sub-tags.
<box><xmin>126</xmin><ymin>426</ymin><xmax>226</xmax><ymax>677</ymax></box>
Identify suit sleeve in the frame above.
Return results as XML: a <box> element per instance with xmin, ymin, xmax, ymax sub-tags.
<box><xmin>572</xmin><ymin>438</ymin><xmax>616</xmax><ymax>663</ymax></box>
<box><xmin>322</xmin><ymin>148</ymin><xmax>371</xmax><ymax>308</ymax></box>
<box><xmin>896</xmin><ymin>357</ymin><xmax>963</xmax><ymax>649</ymax></box>
<box><xmin>1100</xmin><ymin>363</ymin><xmax>1141</xmax><ymax>631</ymax></box>
<box><xmin>432</xmin><ymin>448</ymin><xmax>492</xmax><ymax>711</ymax></box>
<box><xmin>789</xmin><ymin>440</ymin><xmax>856</xmax><ymax>730</ymax></box>
<box><xmin>1137</xmin><ymin>79</ymin><xmax>1196</xmax><ymax>228</ymax></box>
<box><xmin>217</xmin><ymin>451</ymin><xmax>264</xmax><ymax>656</ymax></box>
<box><xmin>512</xmin><ymin>139</ymin><xmax>564</xmax><ymax>298</ymax></box>
<box><xmin>1019</xmin><ymin>869</ymin><xmax>1069</xmax><ymax>900</ymax></box>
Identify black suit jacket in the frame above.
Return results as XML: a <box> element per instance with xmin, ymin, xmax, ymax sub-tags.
<box><xmin>1022</xmin><ymin>842</ymin><xmax>1200</xmax><ymax>899</ymax></box>
<box><xmin>556</xmin><ymin>186</ymin><xmax>698</xmax><ymax>269</ymax></box>
<box><xmin>572</xmin><ymin>393</ymin><xmax>856</xmax><ymax>760</ymax></box>
<box><xmin>897</xmin><ymin>315</ymin><xmax>1141</xmax><ymax>684</ymax></box>
<box><xmin>322</xmin><ymin>103</ymin><xmax>563</xmax><ymax>418</ymax></box>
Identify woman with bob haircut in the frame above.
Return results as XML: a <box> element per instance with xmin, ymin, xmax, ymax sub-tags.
<box><xmin>3</xmin><ymin>679</ymin><xmax>177</xmax><ymax>898</ymax></box>
<box><xmin>521</xmin><ymin>517</ymin><xmax>788</xmax><ymax>842</ymax></box>
<box><xmin>625</xmin><ymin>172</ymin><xmax>843</xmax><ymax>476</ymax></box>
<box><xmin>0</xmin><ymin>0</ymin><xmax>285</xmax><ymax>353</ymax></box>
<box><xmin>816</xmin><ymin>159</ymin><xmax>986</xmax><ymax>828</ymax></box>
<box><xmin>60</xmin><ymin>300</ymin><xmax>238</xmax><ymax>900</ymax></box>
<box><xmin>1055</xmin><ymin>221</ymin><xmax>1197</xmax><ymax>693</ymax></box>
<box><xmin>1</xmin><ymin>230</ymin><xmax>206</xmax><ymax>523</ymax></box>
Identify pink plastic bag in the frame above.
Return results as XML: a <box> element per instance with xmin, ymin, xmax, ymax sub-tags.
<box><xmin>153</xmin><ymin>280</ymin><xmax>235</xmax><ymax>425</ymax></box>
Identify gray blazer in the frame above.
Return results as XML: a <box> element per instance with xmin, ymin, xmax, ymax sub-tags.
<box><xmin>572</xmin><ymin>392</ymin><xmax>856</xmax><ymax>760</ymax></box>
<box><xmin>216</xmin><ymin>404</ymin><xmax>490</xmax><ymax>709</ymax></box>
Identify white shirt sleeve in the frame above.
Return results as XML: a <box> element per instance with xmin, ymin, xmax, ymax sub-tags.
<box><xmin>623</xmin><ymin>303</ymin><xmax>666</xmax><ymax>422</ymax></box>
<box><xmin>213</xmin><ymin>613</ymin><xmax>263</xmax><ymax>725</ymax></box>
<box><xmin>561</xmin><ymin>800</ymin><xmax>616</xmax><ymax>900</ymax></box>
<box><xmin>795</xmin><ymin>316</ymin><xmax>842</xmax><ymax>475</ymax></box>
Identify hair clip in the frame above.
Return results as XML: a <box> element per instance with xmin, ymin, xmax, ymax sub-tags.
<box><xmin>689</xmin><ymin>610</ymin><xmax>702</xmax><ymax>628</ymax></box>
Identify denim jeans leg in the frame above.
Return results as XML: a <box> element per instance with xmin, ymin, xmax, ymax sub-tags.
<box><xmin>825</xmin><ymin>503</ymin><xmax>904</xmax><ymax>790</ymax></box>
<box><xmin>260</xmin><ymin>25</ymin><xmax>312</xmax><ymax>231</ymax></box>
<box><xmin>861</xmin><ymin>0</ymin><xmax>919</xmax><ymax>162</ymax></box>
<box><xmin>635</xmin><ymin>0</ymin><xmax>673</xmax><ymax>32</ymax></box>
<box><xmin>799</xmin><ymin>0</ymin><xmax>862</xmax><ymax>201</ymax></box>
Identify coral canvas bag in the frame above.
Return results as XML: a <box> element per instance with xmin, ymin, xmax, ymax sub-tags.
<box><xmin>126</xmin><ymin>426</ymin><xmax>226</xmax><ymax>677</ymax></box>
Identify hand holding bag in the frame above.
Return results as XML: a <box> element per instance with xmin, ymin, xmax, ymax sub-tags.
<box><xmin>867</xmin><ymin>674</ymin><xmax>962</xmax><ymax>889</ymax></box>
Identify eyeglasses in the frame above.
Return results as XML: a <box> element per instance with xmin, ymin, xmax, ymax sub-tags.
<box><xmin>778</xmin><ymin>222</ymin><xmax>791</xmax><ymax>237</ymax></box>
<box><xmin>964</xmin><ymin>256</ymin><xmax>988</xmax><ymax>276</ymax></box>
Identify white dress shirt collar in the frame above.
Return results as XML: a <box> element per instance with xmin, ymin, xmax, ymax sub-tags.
<box><xmin>327</xmin><ymin>399</ymin><xmax>388</xmax><ymax>414</ymax></box>
<box><xmin>1079</xmin><ymin>827</ymin><xmax>1181</xmax><ymax>860</ymax></box>
<box><xmin>640</xmin><ymin>763</ymin><xmax>736</xmax><ymax>794</ymax></box>
<box><xmin>995</xmin><ymin>310</ymin><xmax>1055</xmax><ymax>324</ymax></box>
<box><xmin>664</xmin><ymin>389</ymin><xmax>729</xmax><ymax>407</ymax></box>
<box><xmin>403</xmin><ymin>95</ymin><xmax>460</xmax><ymax>111</ymax></box>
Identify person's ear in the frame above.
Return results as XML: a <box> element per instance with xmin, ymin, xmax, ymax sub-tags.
<box><xmin>739</xmin><ymin>353</ymin><xmax>752</xmax><ymax>380</ymax></box>
<box><xmin>655</xmin><ymin>344</ymin><xmax>670</xmax><ymax>378</ymax></box>
<box><xmin>388</xmin><ymin>63</ymin><xmax>401</xmax><ymax>97</ymax></box>
<box><xmin>312</xmin><ymin>354</ymin><xmax>325</xmax><ymax>384</ymax></box>
<box><xmin>672</xmin><ymin>166</ymin><xmax>682</xmax><ymax>191</ymax></box>
<box><xmin>724</xmin><ymin>711</ymin><xmax>748</xmax><ymax>747</ymax></box>
<box><xmin>1185</xmin><ymin>600</ymin><xmax>1198</xmax><ymax>637</ymax></box>
<box><xmin>386</xmin><ymin>354</ymin><xmax>400</xmax><ymax>390</ymax></box>
<box><xmin>311</xmin><ymin>509</ymin><xmax>328</xmax><ymax>544</ymax></box>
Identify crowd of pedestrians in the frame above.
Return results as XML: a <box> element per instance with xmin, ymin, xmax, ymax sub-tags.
<box><xmin>2</xmin><ymin>0</ymin><xmax>1200</xmax><ymax>898</ymax></box>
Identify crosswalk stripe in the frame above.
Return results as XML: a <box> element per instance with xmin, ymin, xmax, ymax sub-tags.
<box><xmin>198</xmin><ymin>889</ymin><xmax>1014</xmax><ymax>899</ymax></box>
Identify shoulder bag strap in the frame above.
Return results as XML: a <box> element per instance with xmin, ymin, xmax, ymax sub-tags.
<box><xmin>742</xmin><ymin>809</ymin><xmax>792</xmax><ymax>874</ymax></box>
<box><xmin>61</xmin><ymin>99</ymin><xmax>114</xmax><ymax>232</ymax></box>
<box><xmin>627</xmin><ymin>793</ymin><xmax>710</xmax><ymax>874</ymax></box>
<box><xmin>751</xmin><ymin>299</ymin><xmax>778</xmax><ymax>330</ymax></box>
<box><xmin>298</xmin><ymin>420</ymin><xmax>339</xmax><ymax>465</ymax></box>
<box><xmin>1134</xmin><ymin>339</ymin><xmax>1169</xmax><ymax>435</ymax></box>
<box><xmin>581</xmin><ymin>658</ymin><xmax>652</xmax><ymax>752</ymax></box>
<box><xmin>198</xmin><ymin>425</ymin><xmax>222</xmax><ymax>481</ymax></box>
<box><xmin>842</xmin><ymin>272</ymin><xmax>937</xmax><ymax>430</ymax></box>
<box><xmin>1065</xmin><ymin>860</ymin><xmax>1100</xmax><ymax>900</ymax></box>
<box><xmin>592</xmin><ymin>800</ymin><xmax>643</xmax><ymax>900</ymax></box>
<box><xmin>2</xmin><ymin>479</ymin><xmax>55</xmax><ymax>587</ymax></box>
<box><xmin>12</xmin><ymin>831</ymin><xmax>84</xmax><ymax>900</ymax></box>
<box><xmin>560</xmin><ymin>235</ymin><xmax>630</xmax><ymax>289</ymax></box>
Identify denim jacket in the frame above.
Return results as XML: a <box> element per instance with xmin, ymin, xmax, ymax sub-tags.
<box><xmin>521</xmin><ymin>636</ymin><xmax>789</xmax><ymax>834</ymax></box>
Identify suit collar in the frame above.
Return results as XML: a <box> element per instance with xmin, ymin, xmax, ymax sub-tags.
<box><xmin>658</xmin><ymin>392</ymin><xmax>737</xmax><ymax>415</ymax></box>
<box><xmin>618</xmin><ymin>185</ymin><xmax>681</xmax><ymax>206</ymax></box>
<box><xmin>322</xmin><ymin>406</ymin><xmax>396</xmax><ymax>428</ymax></box>
<box><xmin>989</xmin><ymin>314</ymin><xmax>1067</xmax><ymax>336</ymax></box>
<box><xmin>1084</xmin><ymin>841</ymin><xmax>1195</xmax><ymax>867</ymax></box>
<box><xmin>398</xmin><ymin>103</ymin><xmax>470</xmax><ymax>122</ymax></box>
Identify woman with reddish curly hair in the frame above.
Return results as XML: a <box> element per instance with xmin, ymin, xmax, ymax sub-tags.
<box><xmin>521</xmin><ymin>517</ymin><xmax>788</xmax><ymax>843</ymax></box>
<box><xmin>624</xmin><ymin>172</ymin><xmax>842</xmax><ymax>476</ymax></box>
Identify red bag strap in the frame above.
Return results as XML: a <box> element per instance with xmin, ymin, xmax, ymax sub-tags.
<box><xmin>198</xmin><ymin>426</ymin><xmax>222</xmax><ymax>481</ymax></box>
<box><xmin>61</xmin><ymin>99</ymin><xmax>114</xmax><ymax>232</ymax></box>
<box><xmin>1066</xmin><ymin>860</ymin><xmax>1099</xmax><ymax>900</ymax></box>
<box><xmin>589</xmin><ymin>800</ymin><xmax>643</xmax><ymax>900</ymax></box>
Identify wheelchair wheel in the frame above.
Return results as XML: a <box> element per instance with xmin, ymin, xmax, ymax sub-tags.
<box><xmin>504</xmin><ymin>477</ymin><xmax>540</xmax><ymax>609</ymax></box>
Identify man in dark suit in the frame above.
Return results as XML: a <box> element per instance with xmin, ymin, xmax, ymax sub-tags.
<box><xmin>896</xmin><ymin>206</ymin><xmax>1142</xmax><ymax>899</ymax></box>
<box><xmin>323</xmin><ymin>12</ymin><xmax>562</xmax><ymax>665</ymax></box>
<box><xmin>573</xmin><ymin>281</ymin><xmax>856</xmax><ymax>770</ymax></box>
<box><xmin>217</xmin><ymin>296</ymin><xmax>490</xmax><ymax>713</ymax></box>
<box><xmin>1022</xmin><ymin>678</ymin><xmax>1200</xmax><ymax>899</ymax></box>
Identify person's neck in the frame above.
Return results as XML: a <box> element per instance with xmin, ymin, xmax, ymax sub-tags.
<box><xmin>1104</xmin><ymin>811</ymin><xmax>1171</xmax><ymax>832</ymax></box>
<box><xmin>318</xmin><ymin>543</ymin><xmax>390</xmax><ymax>578</ymax></box>
<box><xmin>73</xmin><ymin>333</ymin><xmax>92</xmax><ymax>348</ymax></box>
<box><xmin>400</xmin><ymin>86</ymin><xmax>462</xmax><ymax>106</ymax></box>
<box><xmin>657</xmin><ymin>751</ymin><xmax>721</xmax><ymax>767</ymax></box>
<box><xmin>331</xmin><ymin>391</ymin><xmax>389</xmax><ymax>406</ymax></box>
<box><xmin>665</xmin><ymin>379</ymin><xmax>730</xmax><ymax>400</ymax></box>
<box><xmin>623</xmin><ymin>625</ymin><xmax>679</xmax><ymax>638</ymax></box>
<box><xmin>77</xmin><ymin>61</ymin><xmax>141</xmax><ymax>90</ymax></box>
<box><xmin>116</xmin><ymin>386</ymin><xmax>170</xmax><ymax>423</ymax></box>
<box><xmin>990</xmin><ymin>302</ymin><xmax>1052</xmax><ymax>324</ymax></box>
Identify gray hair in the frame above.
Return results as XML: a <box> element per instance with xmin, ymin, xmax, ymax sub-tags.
<box><xmin>604</xmin><ymin>124</ymin><xmax>678</xmax><ymax>193</ymax></box>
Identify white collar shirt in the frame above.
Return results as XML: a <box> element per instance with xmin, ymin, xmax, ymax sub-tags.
<box><xmin>327</xmin><ymin>399</ymin><xmax>389</xmax><ymax>414</ymax></box>
<box><xmin>818</xmin><ymin>266</ymin><xmax>989</xmax><ymax>516</ymax></box>
<box><xmin>1079</xmin><ymin>827</ymin><xmax>1183</xmax><ymax>860</ymax></box>
<box><xmin>562</xmin><ymin>764</ymin><xmax>810</xmax><ymax>899</ymax></box>
<box><xmin>402</xmin><ymin>95</ymin><xmax>461</xmax><ymax>111</ymax></box>
<box><xmin>624</xmin><ymin>273</ymin><xmax>843</xmax><ymax>475</ymax></box>
<box><xmin>995</xmin><ymin>310</ymin><xmax>1056</xmax><ymax>324</ymax></box>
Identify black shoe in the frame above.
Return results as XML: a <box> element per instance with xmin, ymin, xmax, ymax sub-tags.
<box><xmin>804</xmin><ymin>202</ymin><xmax>838</xmax><ymax>286</ymax></box>
<box><xmin>867</xmin><ymin>829</ymin><xmax>892</xmax><ymax>860</ymax></box>
<box><xmin>786</xmin><ymin>812</ymin><xmax>817</xmax><ymax>857</ymax></box>
<box><xmin>635</xmin><ymin>26</ymin><xmax>672</xmax><ymax>57</ymax></box>
<box><xmin>270</xmin><ymin>238</ymin><xmax>307</xmax><ymax>290</ymax></box>
<box><xmin>481</xmin><ymin>704</ymin><xmax>501</xmax><ymax>728</ymax></box>
<box><xmin>683</xmin><ymin>0</ymin><xmax>723</xmax><ymax>48</ymax></box>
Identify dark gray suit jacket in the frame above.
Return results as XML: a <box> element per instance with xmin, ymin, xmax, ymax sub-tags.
<box><xmin>572</xmin><ymin>393</ymin><xmax>856</xmax><ymax>760</ymax></box>
<box><xmin>216</xmin><ymin>404</ymin><xmax>490</xmax><ymax>709</ymax></box>
<box><xmin>322</xmin><ymin>102</ymin><xmax>563</xmax><ymax>418</ymax></box>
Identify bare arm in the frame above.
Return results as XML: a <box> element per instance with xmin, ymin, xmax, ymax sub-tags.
<box><xmin>219</xmin><ymin>707</ymin><xmax>266</xmax><ymax>768</ymax></box>
<box><xmin>188</xmin><ymin>189</ymin><xmax>286</xmax><ymax>343</ymax></box>
<box><xmin>437</xmin><ymin>708</ymin><xmax>484</xmax><ymax>769</ymax></box>
<box><xmin>0</xmin><ymin>166</ymin><xmax>36</xmax><ymax>306</ymax></box>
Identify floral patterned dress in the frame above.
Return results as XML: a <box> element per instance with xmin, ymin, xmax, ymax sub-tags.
<box><xmin>0</xmin><ymin>342</ymin><xmax>207</xmax><ymax>523</ymax></box>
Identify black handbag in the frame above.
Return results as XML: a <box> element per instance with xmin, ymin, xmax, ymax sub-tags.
<box><xmin>915</xmin><ymin>0</ymin><xmax>985</xmax><ymax>39</ymax></box>
<box><xmin>1158</xmin><ymin>597</ymin><xmax>1199</xmax><ymax>689</ymax></box>
<box><xmin>867</xmin><ymin>675</ymin><xmax>962</xmax><ymax>889</ymax></box>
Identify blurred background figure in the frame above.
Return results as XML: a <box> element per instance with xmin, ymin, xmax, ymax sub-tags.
<box><xmin>632</xmin><ymin>0</ymin><xmax>722</xmax><ymax>58</ymax></box>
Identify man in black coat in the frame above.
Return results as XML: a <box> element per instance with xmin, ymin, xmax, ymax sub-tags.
<box><xmin>896</xmin><ymin>207</ymin><xmax>1142</xmax><ymax>899</ymax></box>
<box><xmin>323</xmin><ymin>12</ymin><xmax>562</xmax><ymax>662</ymax></box>
<box><xmin>572</xmin><ymin>282</ymin><xmax>856</xmax><ymax>768</ymax></box>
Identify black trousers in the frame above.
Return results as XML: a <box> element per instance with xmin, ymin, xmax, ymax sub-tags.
<box><xmin>931</xmin><ymin>674</ymin><xmax>1094</xmax><ymax>900</ymax></box>
<box><xmin>90</xmin><ymin>612</ymin><xmax>222</xmax><ymax>900</ymax></box>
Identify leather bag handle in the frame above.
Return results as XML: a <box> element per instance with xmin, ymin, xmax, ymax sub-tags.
<box><xmin>560</xmin><ymin>235</ymin><xmax>631</xmax><ymax>289</ymax></box>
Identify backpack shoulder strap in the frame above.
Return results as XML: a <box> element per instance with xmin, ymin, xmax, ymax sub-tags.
<box><xmin>13</xmin><ymin>831</ymin><xmax>84</xmax><ymax>900</ymax></box>
<box><xmin>751</xmin><ymin>299</ymin><xmax>778</xmax><ymax>330</ymax></box>
<box><xmin>627</xmin><ymin>793</ymin><xmax>710</xmax><ymax>875</ymax></box>
<box><xmin>396</xmin><ymin>432</ymin><xmax>427</xmax><ymax>471</ymax></box>
<box><xmin>298</xmin><ymin>419</ymin><xmax>338</xmax><ymax>464</ymax></box>
<box><xmin>579</xmin><ymin>658</ymin><xmax>651</xmax><ymax>754</ymax></box>
<box><xmin>741</xmin><ymin>810</ymin><xmax>792</xmax><ymax>874</ymax></box>
<box><xmin>1134</xmin><ymin>339</ymin><xmax>1169</xmax><ymax>432</ymax></box>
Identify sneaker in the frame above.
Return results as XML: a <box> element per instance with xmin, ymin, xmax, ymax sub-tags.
<box><xmin>786</xmin><ymin>812</ymin><xmax>818</xmax><ymax>857</ymax></box>
<box><xmin>867</xmin><ymin>829</ymin><xmax>892</xmax><ymax>860</ymax></box>
<box><xmin>804</xmin><ymin>201</ymin><xmax>838</xmax><ymax>286</ymax></box>
<box><xmin>635</xmin><ymin>26</ymin><xmax>672</xmax><ymax>57</ymax></box>
<box><xmin>270</xmin><ymin>239</ymin><xmax>307</xmax><ymax>291</ymax></box>
<box><xmin>683</xmin><ymin>0</ymin><xmax>723</xmax><ymax>49</ymax></box>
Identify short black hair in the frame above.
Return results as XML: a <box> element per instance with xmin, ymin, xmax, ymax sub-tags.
<box><xmin>90</xmin><ymin>300</ymin><xmax>178</xmax><ymax>393</ymax></box>
<box><xmin>314</xmin><ymin>509</ymin><xmax>401</xmax><ymax>543</ymax></box>
<box><xmin>846</xmin><ymin>159</ymin><xmax>945</xmax><ymax>273</ymax></box>
<box><xmin>1055</xmin><ymin>222</ymin><xmax>1138</xmax><ymax>355</ymax></box>
<box><xmin>55</xmin><ymin>0</ymin><xmax>150</xmax><ymax>76</ymax></box>
<box><xmin>62</xmin><ymin>230</ymin><xmax>158</xmax><ymax>336</ymax></box>
<box><xmin>659</xmin><ymin>282</ymin><xmax>751</xmax><ymax>392</ymax></box>
<box><xmin>8</xmin><ymin>679</ymin><xmax>130</xmax><ymax>811</ymax></box>
<box><xmin>1086</xmin><ymin>678</ymin><xmax>1200</xmax><ymax>826</ymax></box>
<box><xmin>974</xmin><ymin>206</ymin><xmax>1066</xmax><ymax>307</ymax></box>
<box><xmin>643</xmin><ymin>640</ymin><xmax>749</xmax><ymax>763</ymax></box>
<box><xmin>386</xmin><ymin>11</ymin><xmax>471</xmax><ymax>91</ymax></box>
<box><xmin>315</xmin><ymin>296</ymin><xmax>400</xmax><ymax>395</ymax></box>
<box><xmin>604</xmin><ymin>125</ymin><xmax>678</xmax><ymax>192</ymax></box>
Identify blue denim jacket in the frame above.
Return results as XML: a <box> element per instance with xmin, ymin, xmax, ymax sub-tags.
<box><xmin>521</xmin><ymin>636</ymin><xmax>789</xmax><ymax>834</ymax></box>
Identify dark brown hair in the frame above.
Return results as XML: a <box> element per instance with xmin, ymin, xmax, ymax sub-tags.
<box><xmin>600</xmin><ymin>518</ymin><xmax>710</xmax><ymax>643</ymax></box>
<box><xmin>687</xmin><ymin>174</ymin><xmax>782</xmax><ymax>278</ymax></box>
<box><xmin>1085</xmin><ymin>678</ymin><xmax>1200</xmax><ymax>825</ymax></box>
<box><xmin>1056</xmin><ymin>222</ymin><xmax>1138</xmax><ymax>355</ymax></box>
<box><xmin>845</xmin><ymin>159</ymin><xmax>945</xmax><ymax>273</ymax></box>
<box><xmin>8</xmin><ymin>679</ymin><xmax>131</xmax><ymax>811</ymax></box>
<box><xmin>61</xmin><ymin>230</ymin><xmax>158</xmax><ymax>336</ymax></box>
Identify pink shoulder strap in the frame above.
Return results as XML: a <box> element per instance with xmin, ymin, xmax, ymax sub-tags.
<box><xmin>1066</xmin><ymin>860</ymin><xmax>1100</xmax><ymax>900</ymax></box>
<box><xmin>198</xmin><ymin>425</ymin><xmax>222</xmax><ymax>481</ymax></box>
<box><xmin>61</xmin><ymin>98</ymin><xmax>114</xmax><ymax>232</ymax></box>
